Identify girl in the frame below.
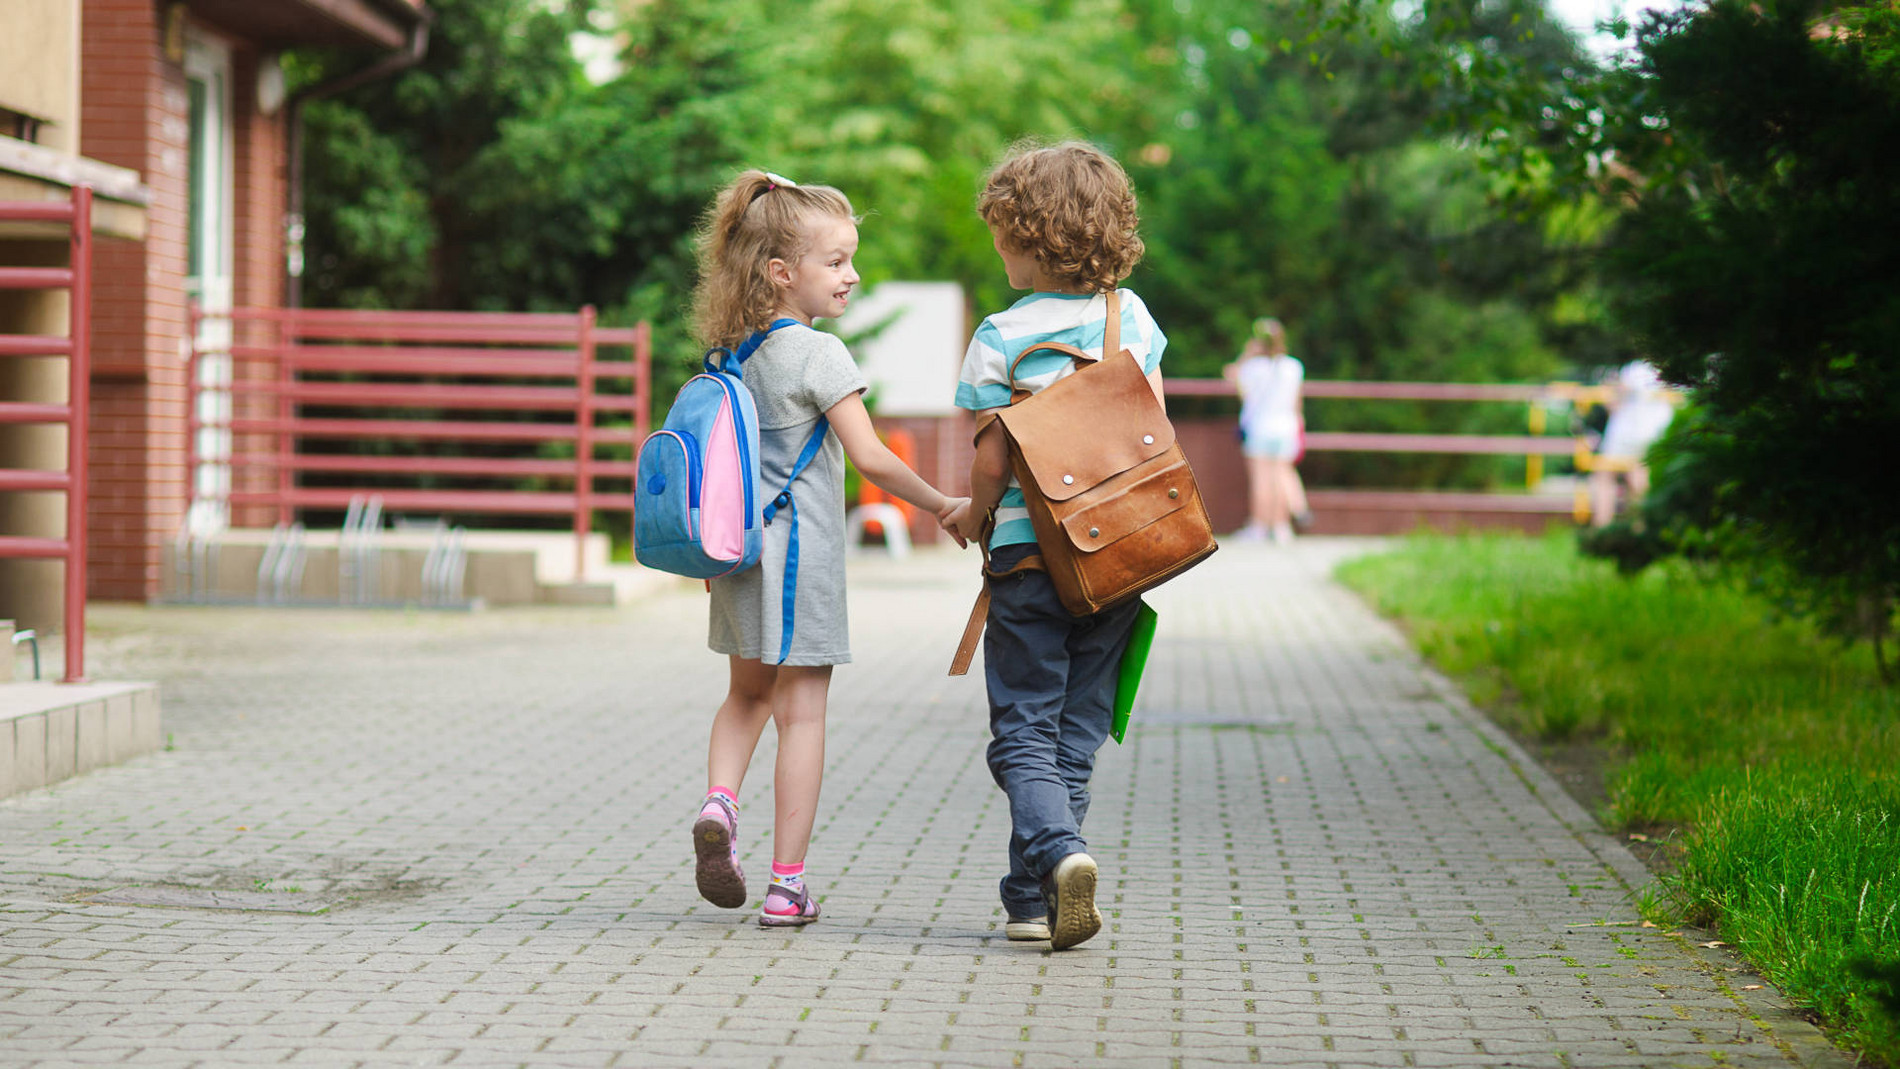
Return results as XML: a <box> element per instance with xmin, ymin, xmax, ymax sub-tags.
<box><xmin>688</xmin><ymin>170</ymin><xmax>968</xmax><ymax>927</ymax></box>
<box><xmin>1224</xmin><ymin>318</ymin><xmax>1310</xmax><ymax>543</ymax></box>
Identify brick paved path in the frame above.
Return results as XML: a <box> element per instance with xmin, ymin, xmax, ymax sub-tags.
<box><xmin>0</xmin><ymin>540</ymin><xmax>1848</xmax><ymax>1068</ymax></box>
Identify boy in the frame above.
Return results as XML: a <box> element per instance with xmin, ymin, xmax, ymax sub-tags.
<box><xmin>945</xmin><ymin>142</ymin><xmax>1167</xmax><ymax>950</ymax></box>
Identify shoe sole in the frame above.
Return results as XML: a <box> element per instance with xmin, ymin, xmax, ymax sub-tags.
<box><xmin>758</xmin><ymin>906</ymin><xmax>820</xmax><ymax>928</ymax></box>
<box><xmin>1005</xmin><ymin>921</ymin><xmax>1051</xmax><ymax>941</ymax></box>
<box><xmin>691</xmin><ymin>816</ymin><xmax>747</xmax><ymax>909</ymax></box>
<box><xmin>1048</xmin><ymin>855</ymin><xmax>1101</xmax><ymax>950</ymax></box>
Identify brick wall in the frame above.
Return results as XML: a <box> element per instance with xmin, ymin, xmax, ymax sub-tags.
<box><xmin>80</xmin><ymin>3</ymin><xmax>283</xmax><ymax>599</ymax></box>
<box><xmin>228</xmin><ymin>48</ymin><xmax>285</xmax><ymax>530</ymax></box>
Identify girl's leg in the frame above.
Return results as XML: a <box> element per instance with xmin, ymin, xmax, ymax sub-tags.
<box><xmin>1588</xmin><ymin>469</ymin><xmax>1619</xmax><ymax>527</ymax></box>
<box><xmin>1245</xmin><ymin>455</ymin><xmax>1274</xmax><ymax>532</ymax></box>
<box><xmin>707</xmin><ymin>656</ymin><xmax>778</xmax><ymax>793</ymax></box>
<box><xmin>695</xmin><ymin>656</ymin><xmax>778</xmax><ymax>909</ymax></box>
<box><xmin>1260</xmin><ymin>458</ymin><xmax>1292</xmax><ymax>531</ymax></box>
<box><xmin>766</xmin><ymin>665</ymin><xmax>834</xmax><ymax>866</ymax></box>
<box><xmin>1284</xmin><ymin>462</ymin><xmax>1311</xmax><ymax>521</ymax></box>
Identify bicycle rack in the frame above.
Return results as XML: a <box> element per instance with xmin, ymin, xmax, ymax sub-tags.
<box><xmin>338</xmin><ymin>495</ymin><xmax>384</xmax><ymax>605</ymax></box>
<box><xmin>171</xmin><ymin>507</ymin><xmax>225</xmax><ymax>604</ymax></box>
<box><xmin>11</xmin><ymin>629</ymin><xmax>40</xmax><ymax>681</ymax></box>
<box><xmin>421</xmin><ymin>522</ymin><xmax>468</xmax><ymax>607</ymax></box>
<box><xmin>255</xmin><ymin>521</ymin><xmax>307</xmax><ymax>604</ymax></box>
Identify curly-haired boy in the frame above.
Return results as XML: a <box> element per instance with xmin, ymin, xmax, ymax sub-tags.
<box><xmin>944</xmin><ymin>141</ymin><xmax>1168</xmax><ymax>950</ymax></box>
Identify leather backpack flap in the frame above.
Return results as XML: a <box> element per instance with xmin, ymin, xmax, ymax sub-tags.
<box><xmin>995</xmin><ymin>348</ymin><xmax>1173</xmax><ymax>500</ymax></box>
<box><xmin>1053</xmin><ymin>451</ymin><xmax>1199</xmax><ymax>552</ymax></box>
<box><xmin>1050</xmin><ymin>447</ymin><xmax>1216</xmax><ymax>609</ymax></box>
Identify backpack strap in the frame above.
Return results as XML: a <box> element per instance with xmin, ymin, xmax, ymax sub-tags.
<box><xmin>706</xmin><ymin>317</ymin><xmax>802</xmax><ymax>374</ymax></box>
<box><xmin>952</xmin><ymin>291</ymin><xmax>1121</xmax><ymax>675</ymax></box>
<box><xmin>761</xmin><ymin>415</ymin><xmax>831</xmax><ymax>665</ymax></box>
<box><xmin>947</xmin><ymin>512</ymin><xmax>1044</xmax><ymax>676</ymax></box>
<box><xmin>1003</xmin><ymin>289</ymin><xmax>1124</xmax><ymax>394</ymax></box>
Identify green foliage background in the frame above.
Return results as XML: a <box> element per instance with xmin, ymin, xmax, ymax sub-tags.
<box><xmin>291</xmin><ymin>0</ymin><xmax>1607</xmax><ymax>492</ymax></box>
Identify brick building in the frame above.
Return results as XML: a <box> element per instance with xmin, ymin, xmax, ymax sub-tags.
<box><xmin>1</xmin><ymin>0</ymin><xmax>428</xmax><ymax>631</ymax></box>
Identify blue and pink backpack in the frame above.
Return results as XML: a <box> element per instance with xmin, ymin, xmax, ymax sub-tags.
<box><xmin>634</xmin><ymin>319</ymin><xmax>830</xmax><ymax>663</ymax></box>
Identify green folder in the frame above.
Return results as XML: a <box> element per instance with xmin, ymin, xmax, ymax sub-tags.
<box><xmin>1111</xmin><ymin>601</ymin><xmax>1158</xmax><ymax>744</ymax></box>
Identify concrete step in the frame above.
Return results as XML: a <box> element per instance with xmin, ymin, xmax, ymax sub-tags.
<box><xmin>0</xmin><ymin>676</ymin><xmax>161</xmax><ymax>800</ymax></box>
<box><xmin>161</xmin><ymin>529</ymin><xmax>682</xmax><ymax>608</ymax></box>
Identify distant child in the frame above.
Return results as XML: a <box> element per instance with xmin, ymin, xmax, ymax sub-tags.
<box><xmin>943</xmin><ymin>142</ymin><xmax>1166</xmax><ymax>950</ymax></box>
<box><xmin>688</xmin><ymin>170</ymin><xmax>968</xmax><ymax>927</ymax></box>
<box><xmin>1223</xmin><ymin>317</ymin><xmax>1310</xmax><ymax>543</ymax></box>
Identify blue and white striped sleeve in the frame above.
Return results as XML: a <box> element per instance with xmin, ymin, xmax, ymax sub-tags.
<box><xmin>955</xmin><ymin>317</ymin><xmax>1013</xmax><ymax>411</ymax></box>
<box><xmin>1127</xmin><ymin>291</ymin><xmax>1167</xmax><ymax>374</ymax></box>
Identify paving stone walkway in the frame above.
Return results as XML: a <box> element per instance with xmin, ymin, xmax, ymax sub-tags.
<box><xmin>0</xmin><ymin>539</ymin><xmax>1851</xmax><ymax>1068</ymax></box>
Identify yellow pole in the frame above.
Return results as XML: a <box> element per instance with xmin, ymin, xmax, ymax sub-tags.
<box><xmin>1526</xmin><ymin>402</ymin><xmax>1545</xmax><ymax>489</ymax></box>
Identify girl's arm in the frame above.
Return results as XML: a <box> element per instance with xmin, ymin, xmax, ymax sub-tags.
<box><xmin>826</xmin><ymin>391</ymin><xmax>959</xmax><ymax>517</ymax></box>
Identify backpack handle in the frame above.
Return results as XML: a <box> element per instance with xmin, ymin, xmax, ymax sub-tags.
<box><xmin>1005</xmin><ymin>290</ymin><xmax>1123</xmax><ymax>394</ymax></box>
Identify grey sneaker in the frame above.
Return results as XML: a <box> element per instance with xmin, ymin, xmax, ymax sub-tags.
<box><xmin>1042</xmin><ymin>852</ymin><xmax>1102</xmax><ymax>950</ymax></box>
<box><xmin>1005</xmin><ymin>915</ymin><xmax>1051</xmax><ymax>941</ymax></box>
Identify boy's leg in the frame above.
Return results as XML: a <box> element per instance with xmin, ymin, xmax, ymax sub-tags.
<box><xmin>983</xmin><ymin>548</ymin><xmax>1082</xmax><ymax>920</ymax></box>
<box><xmin>1053</xmin><ymin>597</ymin><xmax>1144</xmax><ymax>830</ymax></box>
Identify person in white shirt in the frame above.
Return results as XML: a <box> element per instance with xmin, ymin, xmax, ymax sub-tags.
<box><xmin>1589</xmin><ymin>359</ymin><xmax>1675</xmax><ymax>527</ymax></box>
<box><xmin>1224</xmin><ymin>317</ymin><xmax>1310</xmax><ymax>543</ymax></box>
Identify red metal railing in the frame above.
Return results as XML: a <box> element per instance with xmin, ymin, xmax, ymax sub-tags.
<box><xmin>1165</xmin><ymin>376</ymin><xmax>1630</xmax><ymax>523</ymax></box>
<box><xmin>189</xmin><ymin>305</ymin><xmax>649</xmax><ymax>577</ymax></box>
<box><xmin>0</xmin><ymin>185</ymin><xmax>93</xmax><ymax>682</ymax></box>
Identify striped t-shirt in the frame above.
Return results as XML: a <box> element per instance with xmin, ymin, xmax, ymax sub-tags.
<box><xmin>954</xmin><ymin>289</ymin><xmax>1167</xmax><ymax>550</ymax></box>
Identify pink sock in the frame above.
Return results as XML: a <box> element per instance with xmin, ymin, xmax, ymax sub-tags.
<box><xmin>764</xmin><ymin>861</ymin><xmax>806</xmax><ymax>915</ymax></box>
<box><xmin>701</xmin><ymin>787</ymin><xmax>737</xmax><ymax>820</ymax></box>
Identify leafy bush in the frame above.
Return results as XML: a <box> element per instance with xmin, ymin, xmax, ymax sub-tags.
<box><xmin>1577</xmin><ymin>0</ymin><xmax>1900</xmax><ymax>678</ymax></box>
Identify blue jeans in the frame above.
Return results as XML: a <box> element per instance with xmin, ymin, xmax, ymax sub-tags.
<box><xmin>982</xmin><ymin>543</ymin><xmax>1141</xmax><ymax>918</ymax></box>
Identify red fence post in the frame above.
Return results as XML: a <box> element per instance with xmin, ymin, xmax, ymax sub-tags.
<box><xmin>634</xmin><ymin>320</ymin><xmax>651</xmax><ymax>440</ymax></box>
<box><xmin>274</xmin><ymin>309</ymin><xmax>293</xmax><ymax>526</ymax></box>
<box><xmin>574</xmin><ymin>305</ymin><xmax>597</xmax><ymax>581</ymax></box>
<box><xmin>62</xmin><ymin>186</ymin><xmax>92</xmax><ymax>683</ymax></box>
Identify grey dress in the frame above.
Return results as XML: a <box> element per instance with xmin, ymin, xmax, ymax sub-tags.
<box><xmin>707</xmin><ymin>324</ymin><xmax>867</xmax><ymax>666</ymax></box>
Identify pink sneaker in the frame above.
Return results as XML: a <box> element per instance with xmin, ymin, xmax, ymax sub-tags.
<box><xmin>691</xmin><ymin>794</ymin><xmax>746</xmax><ymax>909</ymax></box>
<box><xmin>758</xmin><ymin>880</ymin><xmax>821</xmax><ymax>927</ymax></box>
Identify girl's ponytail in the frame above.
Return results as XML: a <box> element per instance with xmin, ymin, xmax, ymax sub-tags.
<box><xmin>693</xmin><ymin>170</ymin><xmax>856</xmax><ymax>351</ymax></box>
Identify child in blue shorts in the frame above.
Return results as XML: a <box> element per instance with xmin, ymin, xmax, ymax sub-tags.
<box><xmin>944</xmin><ymin>142</ymin><xmax>1168</xmax><ymax>950</ymax></box>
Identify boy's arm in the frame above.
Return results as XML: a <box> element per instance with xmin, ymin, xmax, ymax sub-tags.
<box><xmin>966</xmin><ymin>409</ymin><xmax>1011</xmax><ymax>518</ymax></box>
<box><xmin>826</xmin><ymin>391</ymin><xmax>958</xmax><ymax>516</ymax></box>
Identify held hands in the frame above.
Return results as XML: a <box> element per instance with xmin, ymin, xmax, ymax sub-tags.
<box><xmin>936</xmin><ymin>497</ymin><xmax>973</xmax><ymax>549</ymax></box>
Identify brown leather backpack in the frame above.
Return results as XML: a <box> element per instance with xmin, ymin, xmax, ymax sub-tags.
<box><xmin>950</xmin><ymin>290</ymin><xmax>1216</xmax><ymax>674</ymax></box>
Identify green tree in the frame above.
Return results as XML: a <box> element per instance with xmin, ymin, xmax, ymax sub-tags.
<box><xmin>296</xmin><ymin>0</ymin><xmax>1609</xmax><ymax>493</ymax></box>
<box><xmin>295</xmin><ymin>0</ymin><xmax>602</xmax><ymax>310</ymax></box>
<box><xmin>1585</xmin><ymin>0</ymin><xmax>1900</xmax><ymax>675</ymax></box>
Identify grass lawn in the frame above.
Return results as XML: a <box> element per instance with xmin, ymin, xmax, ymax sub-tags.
<box><xmin>1338</xmin><ymin>532</ymin><xmax>1900</xmax><ymax>1065</ymax></box>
